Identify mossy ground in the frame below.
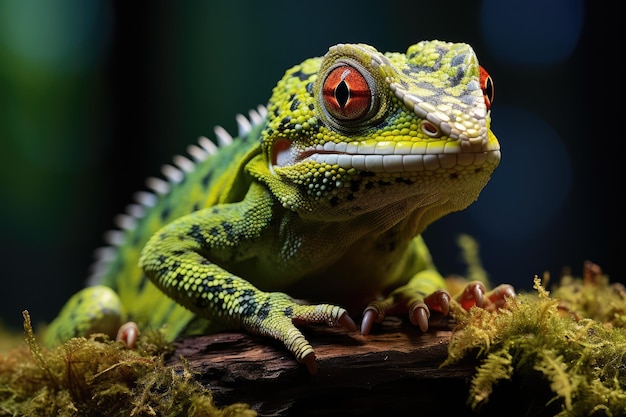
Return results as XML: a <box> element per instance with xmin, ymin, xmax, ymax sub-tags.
<box><xmin>0</xmin><ymin>312</ymin><xmax>255</xmax><ymax>417</ymax></box>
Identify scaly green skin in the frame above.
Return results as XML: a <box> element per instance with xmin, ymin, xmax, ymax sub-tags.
<box><xmin>45</xmin><ymin>41</ymin><xmax>502</xmax><ymax>372</ymax></box>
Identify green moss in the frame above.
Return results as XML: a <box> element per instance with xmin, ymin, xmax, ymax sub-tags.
<box><xmin>444</xmin><ymin>271</ymin><xmax>626</xmax><ymax>416</ymax></box>
<box><xmin>0</xmin><ymin>311</ymin><xmax>256</xmax><ymax>417</ymax></box>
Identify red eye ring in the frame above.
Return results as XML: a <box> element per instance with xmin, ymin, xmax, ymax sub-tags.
<box><xmin>321</xmin><ymin>64</ymin><xmax>372</xmax><ymax>121</ymax></box>
<box><xmin>479</xmin><ymin>66</ymin><xmax>494</xmax><ymax>110</ymax></box>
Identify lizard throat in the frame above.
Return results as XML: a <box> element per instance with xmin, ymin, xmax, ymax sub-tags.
<box><xmin>271</xmin><ymin>138</ymin><xmax>501</xmax><ymax>174</ymax></box>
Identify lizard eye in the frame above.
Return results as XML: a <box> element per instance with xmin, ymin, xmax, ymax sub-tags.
<box><xmin>479</xmin><ymin>66</ymin><xmax>494</xmax><ymax>110</ymax></box>
<box><xmin>321</xmin><ymin>64</ymin><xmax>374</xmax><ymax>121</ymax></box>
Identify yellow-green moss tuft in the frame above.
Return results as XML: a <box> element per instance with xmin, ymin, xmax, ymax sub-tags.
<box><xmin>445</xmin><ymin>273</ymin><xmax>626</xmax><ymax>416</ymax></box>
<box><xmin>0</xmin><ymin>311</ymin><xmax>256</xmax><ymax>417</ymax></box>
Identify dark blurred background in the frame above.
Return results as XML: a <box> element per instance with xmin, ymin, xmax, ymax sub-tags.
<box><xmin>0</xmin><ymin>0</ymin><xmax>618</xmax><ymax>331</ymax></box>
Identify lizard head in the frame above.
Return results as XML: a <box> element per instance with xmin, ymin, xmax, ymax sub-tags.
<box><xmin>252</xmin><ymin>41</ymin><xmax>499</xmax><ymax>230</ymax></box>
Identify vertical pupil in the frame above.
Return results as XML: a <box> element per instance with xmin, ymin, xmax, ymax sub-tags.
<box><xmin>334</xmin><ymin>80</ymin><xmax>350</xmax><ymax>108</ymax></box>
<box><xmin>485</xmin><ymin>77</ymin><xmax>493</xmax><ymax>101</ymax></box>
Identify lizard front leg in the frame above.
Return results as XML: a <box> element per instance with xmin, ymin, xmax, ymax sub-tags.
<box><xmin>139</xmin><ymin>184</ymin><xmax>356</xmax><ymax>374</ymax></box>
<box><xmin>360</xmin><ymin>235</ymin><xmax>515</xmax><ymax>335</ymax></box>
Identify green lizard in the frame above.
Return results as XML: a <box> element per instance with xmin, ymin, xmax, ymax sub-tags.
<box><xmin>44</xmin><ymin>40</ymin><xmax>514</xmax><ymax>374</ymax></box>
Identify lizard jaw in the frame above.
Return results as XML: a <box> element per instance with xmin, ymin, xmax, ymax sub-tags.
<box><xmin>271</xmin><ymin>139</ymin><xmax>501</xmax><ymax>173</ymax></box>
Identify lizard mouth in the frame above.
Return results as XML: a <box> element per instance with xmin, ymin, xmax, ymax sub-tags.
<box><xmin>271</xmin><ymin>139</ymin><xmax>500</xmax><ymax>173</ymax></box>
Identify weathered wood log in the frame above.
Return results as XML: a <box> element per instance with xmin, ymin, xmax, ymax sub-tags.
<box><xmin>166</xmin><ymin>315</ymin><xmax>481</xmax><ymax>416</ymax></box>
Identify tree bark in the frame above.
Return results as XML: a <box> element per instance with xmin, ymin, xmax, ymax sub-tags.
<box><xmin>167</xmin><ymin>316</ymin><xmax>479</xmax><ymax>416</ymax></box>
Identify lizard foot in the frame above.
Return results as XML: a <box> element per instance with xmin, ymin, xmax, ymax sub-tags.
<box><xmin>244</xmin><ymin>297</ymin><xmax>357</xmax><ymax>375</ymax></box>
<box><xmin>361</xmin><ymin>281</ymin><xmax>515</xmax><ymax>335</ymax></box>
<box><xmin>454</xmin><ymin>281</ymin><xmax>515</xmax><ymax>311</ymax></box>
<box><xmin>361</xmin><ymin>289</ymin><xmax>451</xmax><ymax>335</ymax></box>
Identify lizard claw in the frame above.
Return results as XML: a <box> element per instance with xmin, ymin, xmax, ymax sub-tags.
<box><xmin>456</xmin><ymin>281</ymin><xmax>486</xmax><ymax>310</ymax></box>
<box><xmin>302</xmin><ymin>352</ymin><xmax>318</xmax><ymax>375</ymax></box>
<box><xmin>338</xmin><ymin>312</ymin><xmax>358</xmax><ymax>332</ymax></box>
<box><xmin>360</xmin><ymin>307</ymin><xmax>381</xmax><ymax>336</ymax></box>
<box><xmin>424</xmin><ymin>289</ymin><xmax>451</xmax><ymax>316</ymax></box>
<box><xmin>408</xmin><ymin>290</ymin><xmax>451</xmax><ymax>332</ymax></box>
<box><xmin>409</xmin><ymin>303</ymin><xmax>430</xmax><ymax>332</ymax></box>
<box><xmin>116</xmin><ymin>321</ymin><xmax>139</xmax><ymax>348</ymax></box>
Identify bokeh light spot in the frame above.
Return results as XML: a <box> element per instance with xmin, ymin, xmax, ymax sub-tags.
<box><xmin>0</xmin><ymin>0</ymin><xmax>112</xmax><ymax>73</ymax></box>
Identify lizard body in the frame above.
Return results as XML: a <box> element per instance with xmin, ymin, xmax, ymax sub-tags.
<box><xmin>45</xmin><ymin>41</ymin><xmax>511</xmax><ymax>373</ymax></box>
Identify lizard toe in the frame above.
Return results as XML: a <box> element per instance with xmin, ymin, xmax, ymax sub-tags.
<box><xmin>408</xmin><ymin>302</ymin><xmax>430</xmax><ymax>332</ymax></box>
<box><xmin>456</xmin><ymin>280</ymin><xmax>486</xmax><ymax>310</ymax></box>
<box><xmin>360</xmin><ymin>308</ymin><xmax>378</xmax><ymax>335</ymax></box>
<box><xmin>484</xmin><ymin>284</ymin><xmax>516</xmax><ymax>310</ymax></box>
<box><xmin>360</xmin><ymin>303</ymin><xmax>388</xmax><ymax>335</ymax></box>
<box><xmin>116</xmin><ymin>321</ymin><xmax>139</xmax><ymax>348</ymax></box>
<box><xmin>424</xmin><ymin>289</ymin><xmax>451</xmax><ymax>316</ymax></box>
